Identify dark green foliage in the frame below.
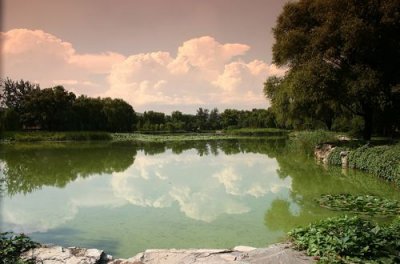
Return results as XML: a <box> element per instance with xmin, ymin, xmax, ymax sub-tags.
<box><xmin>348</xmin><ymin>144</ymin><xmax>400</xmax><ymax>186</ymax></box>
<box><xmin>267</xmin><ymin>0</ymin><xmax>400</xmax><ymax>139</ymax></box>
<box><xmin>0</xmin><ymin>79</ymin><xmax>137</xmax><ymax>132</ymax></box>
<box><xmin>0</xmin><ymin>232</ymin><xmax>39</xmax><ymax>264</ymax></box>
<box><xmin>289</xmin><ymin>216</ymin><xmax>400</xmax><ymax>263</ymax></box>
<box><xmin>136</xmin><ymin>108</ymin><xmax>279</xmax><ymax>132</ymax></box>
<box><xmin>317</xmin><ymin>194</ymin><xmax>400</xmax><ymax>216</ymax></box>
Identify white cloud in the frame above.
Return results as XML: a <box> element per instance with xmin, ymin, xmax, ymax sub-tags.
<box><xmin>2</xmin><ymin>29</ymin><xmax>285</xmax><ymax>111</ymax></box>
<box><xmin>109</xmin><ymin>150</ymin><xmax>290</xmax><ymax>222</ymax></box>
<box><xmin>1</xmin><ymin>29</ymin><xmax>125</xmax><ymax>95</ymax></box>
<box><xmin>104</xmin><ymin>36</ymin><xmax>284</xmax><ymax>111</ymax></box>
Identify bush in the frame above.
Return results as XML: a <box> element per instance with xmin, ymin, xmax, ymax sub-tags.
<box><xmin>0</xmin><ymin>232</ymin><xmax>39</xmax><ymax>264</ymax></box>
<box><xmin>289</xmin><ymin>216</ymin><xmax>400</xmax><ymax>263</ymax></box>
<box><xmin>348</xmin><ymin>144</ymin><xmax>400</xmax><ymax>186</ymax></box>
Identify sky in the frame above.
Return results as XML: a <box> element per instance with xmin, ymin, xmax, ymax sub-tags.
<box><xmin>1</xmin><ymin>0</ymin><xmax>288</xmax><ymax>113</ymax></box>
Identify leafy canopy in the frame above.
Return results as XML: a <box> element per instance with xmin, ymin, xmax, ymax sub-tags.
<box><xmin>265</xmin><ymin>0</ymin><xmax>400</xmax><ymax>139</ymax></box>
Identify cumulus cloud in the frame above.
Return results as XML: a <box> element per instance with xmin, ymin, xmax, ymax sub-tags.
<box><xmin>110</xmin><ymin>150</ymin><xmax>291</xmax><ymax>222</ymax></box>
<box><xmin>1</xmin><ymin>28</ymin><xmax>285</xmax><ymax>111</ymax></box>
<box><xmin>1</xmin><ymin>29</ymin><xmax>125</xmax><ymax>94</ymax></box>
<box><xmin>105</xmin><ymin>36</ymin><xmax>284</xmax><ymax>111</ymax></box>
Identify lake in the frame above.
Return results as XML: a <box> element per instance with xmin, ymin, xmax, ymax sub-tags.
<box><xmin>1</xmin><ymin>139</ymin><xmax>399</xmax><ymax>258</ymax></box>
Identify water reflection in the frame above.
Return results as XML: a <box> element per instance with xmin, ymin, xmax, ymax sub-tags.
<box><xmin>0</xmin><ymin>139</ymin><xmax>290</xmax><ymax>232</ymax></box>
<box><xmin>0</xmin><ymin>142</ymin><xmax>137</xmax><ymax>195</ymax></box>
<box><xmin>264</xmin><ymin>150</ymin><xmax>400</xmax><ymax>232</ymax></box>
<box><xmin>110</xmin><ymin>150</ymin><xmax>290</xmax><ymax>222</ymax></box>
<box><xmin>1</xmin><ymin>139</ymin><xmax>399</xmax><ymax>257</ymax></box>
<box><xmin>0</xmin><ymin>139</ymin><xmax>284</xmax><ymax>196</ymax></box>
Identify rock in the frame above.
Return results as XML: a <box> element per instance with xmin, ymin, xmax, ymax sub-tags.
<box><xmin>109</xmin><ymin>244</ymin><xmax>315</xmax><ymax>264</ymax></box>
<box><xmin>21</xmin><ymin>244</ymin><xmax>108</xmax><ymax>264</ymax></box>
<box><xmin>243</xmin><ymin>243</ymin><xmax>315</xmax><ymax>264</ymax></box>
<box><xmin>314</xmin><ymin>143</ymin><xmax>335</xmax><ymax>164</ymax></box>
<box><xmin>340</xmin><ymin>150</ymin><xmax>350</xmax><ymax>168</ymax></box>
<box><xmin>232</xmin><ymin>246</ymin><xmax>257</xmax><ymax>252</ymax></box>
<box><xmin>23</xmin><ymin>243</ymin><xmax>315</xmax><ymax>264</ymax></box>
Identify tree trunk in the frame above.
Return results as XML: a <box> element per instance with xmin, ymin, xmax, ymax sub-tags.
<box><xmin>362</xmin><ymin>107</ymin><xmax>373</xmax><ymax>141</ymax></box>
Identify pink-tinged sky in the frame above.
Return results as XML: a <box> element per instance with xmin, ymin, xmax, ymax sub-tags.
<box><xmin>1</xmin><ymin>0</ymin><xmax>287</xmax><ymax>113</ymax></box>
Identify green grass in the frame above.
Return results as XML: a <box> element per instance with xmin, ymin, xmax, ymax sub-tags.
<box><xmin>1</xmin><ymin>131</ymin><xmax>112</xmax><ymax>142</ymax></box>
<box><xmin>288</xmin><ymin>130</ymin><xmax>340</xmax><ymax>156</ymax></box>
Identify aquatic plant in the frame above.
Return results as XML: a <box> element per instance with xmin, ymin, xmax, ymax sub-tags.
<box><xmin>317</xmin><ymin>194</ymin><xmax>400</xmax><ymax>216</ymax></box>
<box><xmin>289</xmin><ymin>216</ymin><xmax>400</xmax><ymax>263</ymax></box>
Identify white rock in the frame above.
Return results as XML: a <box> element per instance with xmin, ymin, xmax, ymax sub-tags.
<box><xmin>232</xmin><ymin>246</ymin><xmax>257</xmax><ymax>252</ymax></box>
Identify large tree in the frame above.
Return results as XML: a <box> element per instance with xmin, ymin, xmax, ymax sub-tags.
<box><xmin>265</xmin><ymin>0</ymin><xmax>400</xmax><ymax>139</ymax></box>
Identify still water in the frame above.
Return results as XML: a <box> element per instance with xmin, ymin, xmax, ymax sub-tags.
<box><xmin>1</xmin><ymin>139</ymin><xmax>399</xmax><ymax>258</ymax></box>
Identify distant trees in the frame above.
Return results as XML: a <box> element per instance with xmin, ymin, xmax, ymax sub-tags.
<box><xmin>1</xmin><ymin>78</ymin><xmax>279</xmax><ymax>133</ymax></box>
<box><xmin>0</xmin><ymin>78</ymin><xmax>136</xmax><ymax>132</ymax></box>
<box><xmin>265</xmin><ymin>0</ymin><xmax>400</xmax><ymax>139</ymax></box>
<box><xmin>133</xmin><ymin>107</ymin><xmax>278</xmax><ymax>133</ymax></box>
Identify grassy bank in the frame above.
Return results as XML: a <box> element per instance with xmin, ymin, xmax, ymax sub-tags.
<box><xmin>0</xmin><ymin>130</ymin><xmax>289</xmax><ymax>143</ymax></box>
<box><xmin>328</xmin><ymin>143</ymin><xmax>400</xmax><ymax>187</ymax></box>
<box><xmin>0</xmin><ymin>131</ymin><xmax>112</xmax><ymax>142</ymax></box>
<box><xmin>111</xmin><ymin>132</ymin><xmax>288</xmax><ymax>142</ymax></box>
<box><xmin>224</xmin><ymin>128</ymin><xmax>288</xmax><ymax>137</ymax></box>
<box><xmin>288</xmin><ymin>130</ymin><xmax>341</xmax><ymax>156</ymax></box>
<box><xmin>286</xmin><ymin>130</ymin><xmax>399</xmax><ymax>187</ymax></box>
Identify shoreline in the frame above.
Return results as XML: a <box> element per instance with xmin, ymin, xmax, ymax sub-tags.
<box><xmin>0</xmin><ymin>129</ymin><xmax>289</xmax><ymax>143</ymax></box>
<box><xmin>22</xmin><ymin>243</ymin><xmax>315</xmax><ymax>264</ymax></box>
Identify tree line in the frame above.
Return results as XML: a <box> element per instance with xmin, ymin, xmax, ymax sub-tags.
<box><xmin>0</xmin><ymin>78</ymin><xmax>278</xmax><ymax>132</ymax></box>
<box><xmin>136</xmin><ymin>107</ymin><xmax>277</xmax><ymax>132</ymax></box>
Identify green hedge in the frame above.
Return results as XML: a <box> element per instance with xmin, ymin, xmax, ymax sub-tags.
<box><xmin>348</xmin><ymin>144</ymin><xmax>400</xmax><ymax>186</ymax></box>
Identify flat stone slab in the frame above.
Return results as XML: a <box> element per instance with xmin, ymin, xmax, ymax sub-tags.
<box><xmin>22</xmin><ymin>243</ymin><xmax>315</xmax><ymax>264</ymax></box>
<box><xmin>22</xmin><ymin>244</ymin><xmax>110</xmax><ymax>264</ymax></box>
<box><xmin>110</xmin><ymin>243</ymin><xmax>315</xmax><ymax>264</ymax></box>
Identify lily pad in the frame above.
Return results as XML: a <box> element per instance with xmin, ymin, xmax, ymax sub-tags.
<box><xmin>316</xmin><ymin>194</ymin><xmax>400</xmax><ymax>216</ymax></box>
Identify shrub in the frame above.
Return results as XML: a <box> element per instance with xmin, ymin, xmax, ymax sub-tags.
<box><xmin>0</xmin><ymin>232</ymin><xmax>39</xmax><ymax>264</ymax></box>
<box><xmin>289</xmin><ymin>216</ymin><xmax>400</xmax><ymax>263</ymax></box>
<box><xmin>348</xmin><ymin>144</ymin><xmax>400</xmax><ymax>186</ymax></box>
